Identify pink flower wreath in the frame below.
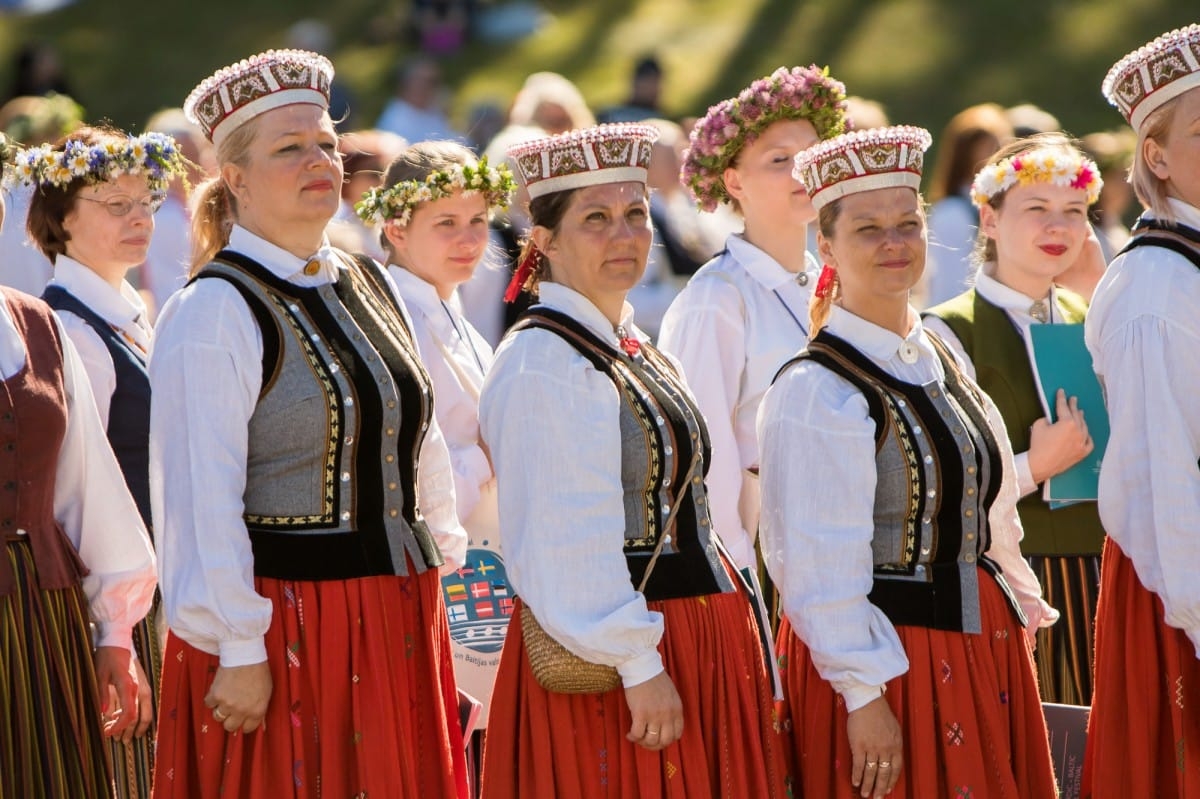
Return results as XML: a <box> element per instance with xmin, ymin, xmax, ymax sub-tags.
<box><xmin>681</xmin><ymin>65</ymin><xmax>849</xmax><ymax>212</ymax></box>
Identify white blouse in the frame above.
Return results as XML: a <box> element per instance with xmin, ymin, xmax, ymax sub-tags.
<box><xmin>388</xmin><ymin>265</ymin><xmax>494</xmax><ymax>524</ymax></box>
<box><xmin>924</xmin><ymin>271</ymin><xmax>1070</xmax><ymax>498</ymax></box>
<box><xmin>757</xmin><ymin>305</ymin><xmax>1057</xmax><ymax>712</ymax></box>
<box><xmin>0</xmin><ymin>291</ymin><xmax>155</xmax><ymax>650</ymax></box>
<box><xmin>46</xmin><ymin>256</ymin><xmax>152</xmax><ymax>427</ymax></box>
<box><xmin>1086</xmin><ymin>197</ymin><xmax>1200</xmax><ymax>655</ymax></box>
<box><xmin>479</xmin><ymin>282</ymin><xmax>672</xmax><ymax>689</ymax></box>
<box><xmin>657</xmin><ymin>234</ymin><xmax>818</xmax><ymax>568</ymax></box>
<box><xmin>150</xmin><ymin>226</ymin><xmax>466</xmax><ymax>668</ymax></box>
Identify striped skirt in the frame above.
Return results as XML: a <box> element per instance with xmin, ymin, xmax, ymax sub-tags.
<box><xmin>1029</xmin><ymin>554</ymin><xmax>1101</xmax><ymax>706</ymax></box>
<box><xmin>1082</xmin><ymin>538</ymin><xmax>1200</xmax><ymax>798</ymax></box>
<box><xmin>1</xmin><ymin>538</ymin><xmax>110</xmax><ymax>799</ymax></box>
<box><xmin>480</xmin><ymin>586</ymin><xmax>792</xmax><ymax>799</ymax></box>
<box><xmin>152</xmin><ymin>568</ymin><xmax>468</xmax><ymax>799</ymax></box>
<box><xmin>778</xmin><ymin>567</ymin><xmax>1058</xmax><ymax>799</ymax></box>
<box><xmin>109</xmin><ymin>596</ymin><xmax>163</xmax><ymax>799</ymax></box>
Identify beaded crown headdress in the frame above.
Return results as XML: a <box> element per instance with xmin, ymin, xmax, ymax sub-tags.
<box><xmin>184</xmin><ymin>49</ymin><xmax>333</xmax><ymax>146</ymax></box>
<box><xmin>1103</xmin><ymin>25</ymin><xmax>1200</xmax><ymax>129</ymax></box>
<box><xmin>506</xmin><ymin>124</ymin><xmax>658</xmax><ymax>200</ymax></box>
<box><xmin>792</xmin><ymin>125</ymin><xmax>932</xmax><ymax>211</ymax></box>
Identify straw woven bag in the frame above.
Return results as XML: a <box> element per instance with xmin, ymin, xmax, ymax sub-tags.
<box><xmin>519</xmin><ymin>449</ymin><xmax>700</xmax><ymax>694</ymax></box>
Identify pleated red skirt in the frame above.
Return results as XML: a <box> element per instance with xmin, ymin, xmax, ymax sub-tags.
<box><xmin>152</xmin><ymin>570</ymin><xmax>468</xmax><ymax>799</ymax></box>
<box><xmin>1082</xmin><ymin>538</ymin><xmax>1200</xmax><ymax>798</ymax></box>
<box><xmin>480</xmin><ymin>588</ymin><xmax>792</xmax><ymax>798</ymax></box>
<box><xmin>778</xmin><ymin>567</ymin><xmax>1057</xmax><ymax>799</ymax></box>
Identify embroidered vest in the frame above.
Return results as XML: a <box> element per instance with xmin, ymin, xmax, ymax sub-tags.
<box><xmin>513</xmin><ymin>308</ymin><xmax>735</xmax><ymax>602</ymax></box>
<box><xmin>1120</xmin><ymin>217</ymin><xmax>1200</xmax><ymax>269</ymax></box>
<box><xmin>0</xmin><ymin>288</ymin><xmax>88</xmax><ymax>595</ymax></box>
<box><xmin>927</xmin><ymin>288</ymin><xmax>1105</xmax><ymax>556</ymax></box>
<box><xmin>778</xmin><ymin>329</ymin><xmax>1025</xmax><ymax>633</ymax></box>
<box><xmin>42</xmin><ymin>286</ymin><xmax>152</xmax><ymax>527</ymax></box>
<box><xmin>191</xmin><ymin>250</ymin><xmax>442</xmax><ymax>580</ymax></box>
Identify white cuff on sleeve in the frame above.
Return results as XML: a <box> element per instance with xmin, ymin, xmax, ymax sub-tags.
<box><xmin>617</xmin><ymin>648</ymin><xmax>665</xmax><ymax>689</ymax></box>
<box><xmin>94</xmin><ymin>622</ymin><xmax>133</xmax><ymax>651</ymax></box>
<box><xmin>437</xmin><ymin>525</ymin><xmax>468</xmax><ymax>573</ymax></box>
<box><xmin>1014</xmin><ymin>451</ymin><xmax>1038</xmax><ymax>498</ymax></box>
<box><xmin>218</xmin><ymin>636</ymin><xmax>270</xmax><ymax>668</ymax></box>
<box><xmin>834</xmin><ymin>679</ymin><xmax>886</xmax><ymax>713</ymax></box>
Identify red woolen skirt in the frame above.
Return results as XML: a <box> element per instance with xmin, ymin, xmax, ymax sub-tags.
<box><xmin>778</xmin><ymin>567</ymin><xmax>1057</xmax><ymax>799</ymax></box>
<box><xmin>480</xmin><ymin>588</ymin><xmax>792</xmax><ymax>798</ymax></box>
<box><xmin>1081</xmin><ymin>538</ymin><xmax>1200</xmax><ymax>798</ymax></box>
<box><xmin>152</xmin><ymin>570</ymin><xmax>468</xmax><ymax>799</ymax></box>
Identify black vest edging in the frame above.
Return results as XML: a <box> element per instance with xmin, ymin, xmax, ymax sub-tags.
<box><xmin>513</xmin><ymin>307</ymin><xmax>734</xmax><ymax>602</ymax></box>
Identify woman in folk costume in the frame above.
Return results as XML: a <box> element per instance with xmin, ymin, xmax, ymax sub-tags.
<box><xmin>6</xmin><ymin>126</ymin><xmax>188</xmax><ymax>797</ymax></box>
<box><xmin>759</xmin><ymin>126</ymin><xmax>1059</xmax><ymax>798</ymax></box>
<box><xmin>0</xmin><ymin>134</ymin><xmax>157</xmax><ymax>799</ymax></box>
<box><xmin>479</xmin><ymin>123</ymin><xmax>790</xmax><ymax>798</ymax></box>
<box><xmin>924</xmin><ymin>132</ymin><xmax>1103</xmax><ymax>706</ymax></box>
<box><xmin>149</xmin><ymin>50</ymin><xmax>469</xmax><ymax>798</ymax></box>
<box><xmin>356</xmin><ymin>139</ymin><xmax>516</xmax><ymax>780</ymax></box>
<box><xmin>657</xmin><ymin>66</ymin><xmax>848</xmax><ymax>571</ymax></box>
<box><xmin>1083</xmin><ymin>24</ymin><xmax>1200</xmax><ymax>798</ymax></box>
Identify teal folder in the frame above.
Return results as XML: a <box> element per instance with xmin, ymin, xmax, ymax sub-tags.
<box><xmin>1024</xmin><ymin>324</ymin><xmax>1109</xmax><ymax>505</ymax></box>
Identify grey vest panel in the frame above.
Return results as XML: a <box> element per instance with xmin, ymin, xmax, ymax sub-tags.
<box><xmin>198</xmin><ymin>256</ymin><xmax>436</xmax><ymax>576</ymax></box>
<box><xmin>783</xmin><ymin>331</ymin><xmax>1018</xmax><ymax>634</ymax></box>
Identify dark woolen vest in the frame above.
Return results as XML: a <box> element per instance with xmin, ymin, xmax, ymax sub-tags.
<box><xmin>41</xmin><ymin>286</ymin><xmax>152</xmax><ymax>527</ymax></box>
<box><xmin>926</xmin><ymin>287</ymin><xmax>1105</xmax><ymax>556</ymax></box>
<box><xmin>778</xmin><ymin>330</ymin><xmax>1025</xmax><ymax>634</ymax></box>
<box><xmin>191</xmin><ymin>250</ymin><xmax>444</xmax><ymax>581</ymax></box>
<box><xmin>512</xmin><ymin>308</ymin><xmax>736</xmax><ymax>602</ymax></box>
<box><xmin>0</xmin><ymin>288</ymin><xmax>88</xmax><ymax>596</ymax></box>
<box><xmin>1120</xmin><ymin>216</ymin><xmax>1200</xmax><ymax>267</ymax></box>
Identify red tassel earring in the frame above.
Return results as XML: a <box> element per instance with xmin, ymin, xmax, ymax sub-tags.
<box><xmin>815</xmin><ymin>264</ymin><xmax>836</xmax><ymax>299</ymax></box>
<box><xmin>504</xmin><ymin>246</ymin><xmax>539</xmax><ymax>303</ymax></box>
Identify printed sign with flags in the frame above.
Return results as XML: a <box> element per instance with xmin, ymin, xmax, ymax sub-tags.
<box><xmin>441</xmin><ymin>549</ymin><xmax>510</xmax><ymax>654</ymax></box>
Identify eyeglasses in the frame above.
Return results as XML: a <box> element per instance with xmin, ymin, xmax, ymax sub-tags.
<box><xmin>78</xmin><ymin>192</ymin><xmax>168</xmax><ymax>217</ymax></box>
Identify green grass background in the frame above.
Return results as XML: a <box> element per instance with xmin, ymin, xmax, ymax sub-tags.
<box><xmin>0</xmin><ymin>0</ymin><xmax>1194</xmax><ymax>169</ymax></box>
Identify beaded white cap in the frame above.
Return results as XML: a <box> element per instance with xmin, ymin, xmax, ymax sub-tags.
<box><xmin>792</xmin><ymin>126</ymin><xmax>932</xmax><ymax>211</ymax></box>
<box><xmin>507</xmin><ymin>124</ymin><xmax>658</xmax><ymax>200</ymax></box>
<box><xmin>1103</xmin><ymin>25</ymin><xmax>1200</xmax><ymax>130</ymax></box>
<box><xmin>184</xmin><ymin>50</ymin><xmax>333</xmax><ymax>146</ymax></box>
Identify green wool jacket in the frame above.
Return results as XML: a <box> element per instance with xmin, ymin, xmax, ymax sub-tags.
<box><xmin>926</xmin><ymin>288</ymin><xmax>1104</xmax><ymax>557</ymax></box>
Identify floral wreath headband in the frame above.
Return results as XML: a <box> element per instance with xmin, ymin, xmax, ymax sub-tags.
<box><xmin>681</xmin><ymin>65</ymin><xmax>849</xmax><ymax>212</ymax></box>
<box><xmin>354</xmin><ymin>155</ymin><xmax>516</xmax><ymax>228</ymax></box>
<box><xmin>0</xmin><ymin>133</ymin><xmax>12</xmax><ymax>177</ymax></box>
<box><xmin>970</xmin><ymin>149</ymin><xmax>1103</xmax><ymax>208</ymax></box>
<box><xmin>2</xmin><ymin>131</ymin><xmax>188</xmax><ymax>194</ymax></box>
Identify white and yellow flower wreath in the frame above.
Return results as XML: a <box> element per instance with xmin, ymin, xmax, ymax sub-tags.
<box><xmin>355</xmin><ymin>156</ymin><xmax>516</xmax><ymax>227</ymax></box>
<box><xmin>970</xmin><ymin>150</ymin><xmax>1103</xmax><ymax>208</ymax></box>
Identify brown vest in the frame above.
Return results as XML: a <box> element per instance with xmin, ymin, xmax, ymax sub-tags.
<box><xmin>0</xmin><ymin>288</ymin><xmax>88</xmax><ymax>595</ymax></box>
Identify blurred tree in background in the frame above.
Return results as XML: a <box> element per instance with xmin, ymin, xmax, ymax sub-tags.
<box><xmin>0</xmin><ymin>0</ymin><xmax>1192</xmax><ymax>181</ymax></box>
